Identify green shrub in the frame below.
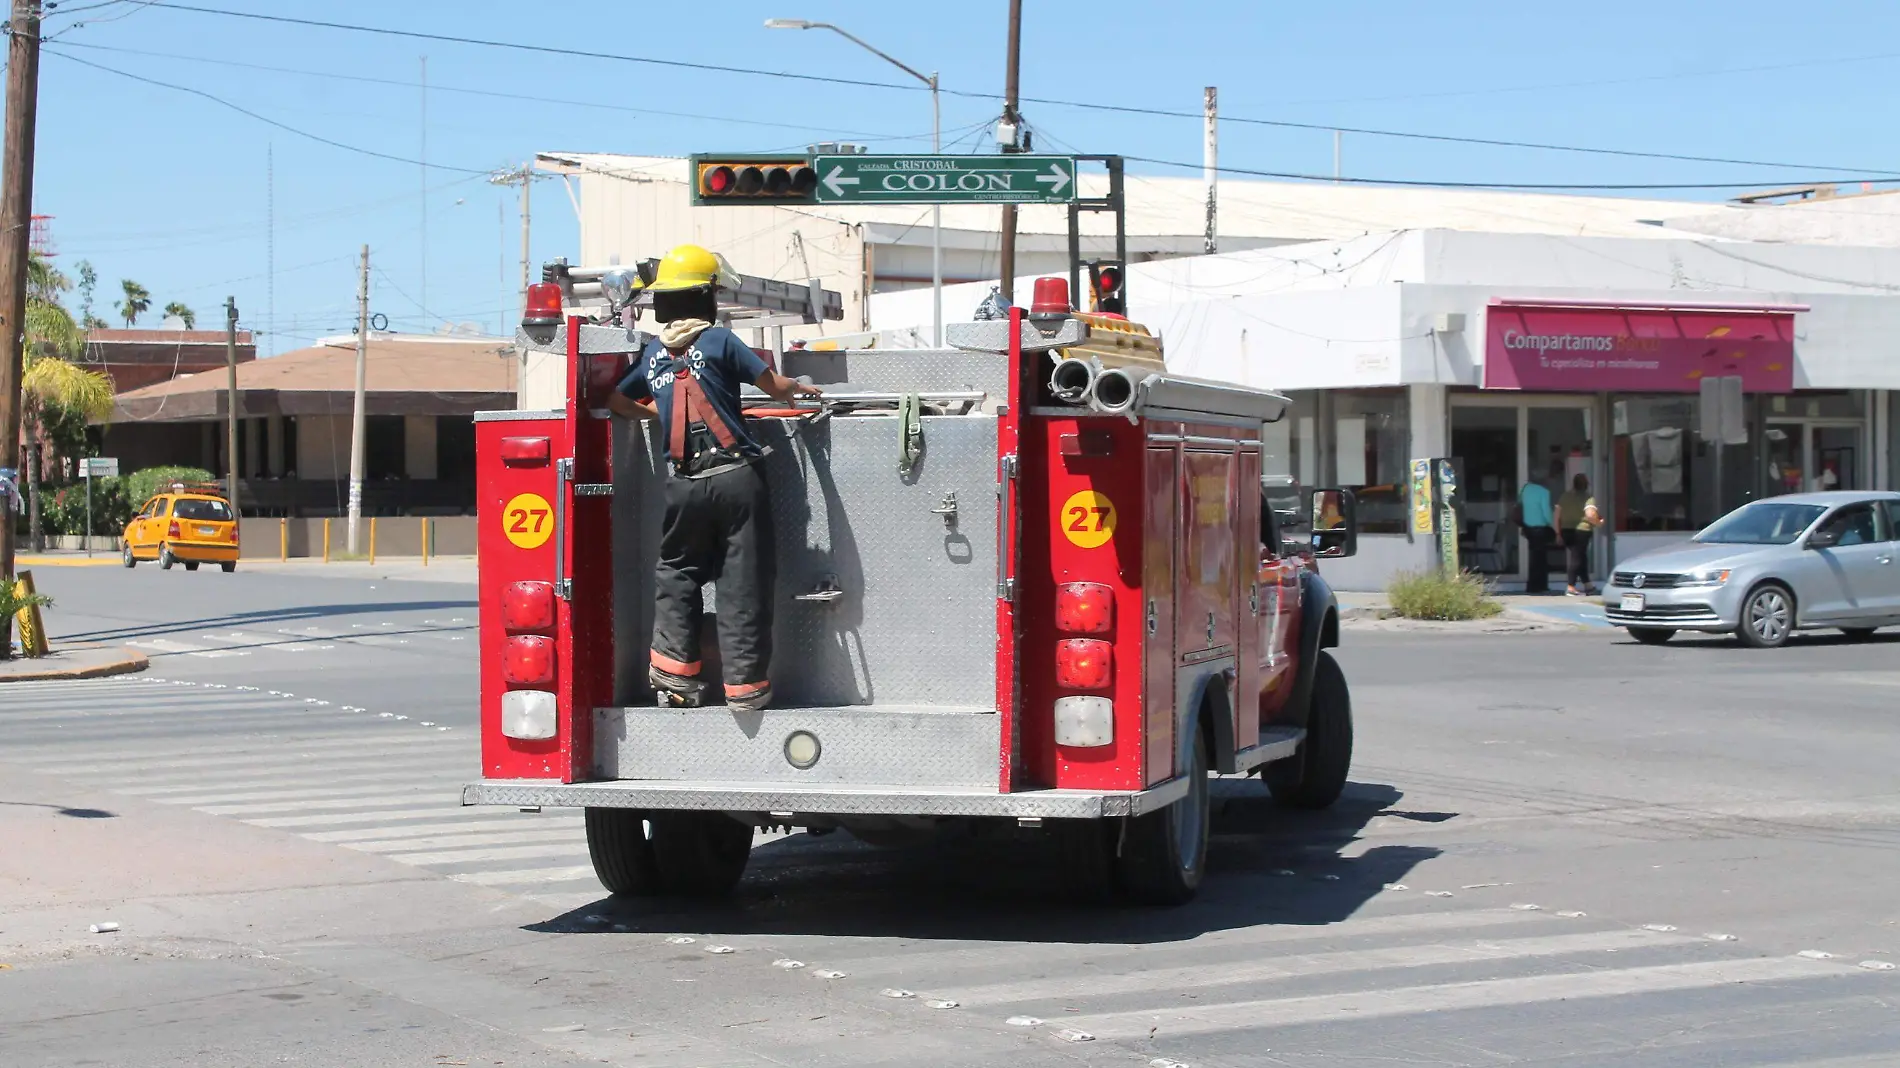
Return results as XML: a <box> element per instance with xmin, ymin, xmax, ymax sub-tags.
<box><xmin>1386</xmin><ymin>569</ymin><xmax>1503</xmax><ymax>621</ymax></box>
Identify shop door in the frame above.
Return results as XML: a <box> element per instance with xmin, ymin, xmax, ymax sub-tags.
<box><xmin>1448</xmin><ymin>405</ymin><xmax>1517</xmax><ymax>576</ymax></box>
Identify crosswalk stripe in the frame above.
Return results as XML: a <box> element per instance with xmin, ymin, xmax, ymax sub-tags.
<box><xmin>384</xmin><ymin>841</ymin><xmax>588</xmax><ymax>865</ymax></box>
<box><xmin>199</xmin><ymin>793</ymin><xmax>466</xmax><ymax>816</ymax></box>
<box><xmin>944</xmin><ymin>927</ymin><xmax>1702</xmax><ymax>1008</ymax></box>
<box><xmin>455</xmin><ymin>864</ymin><xmax>599</xmax><ymax>886</ymax></box>
<box><xmin>25</xmin><ymin>733</ymin><xmax>456</xmax><ymax>772</ymax></box>
<box><xmin>304</xmin><ymin>813</ymin><xmax>577</xmax><ymax>839</ymax></box>
<box><xmin>247</xmin><ymin>806</ymin><xmax>498</xmax><ymax>829</ymax></box>
<box><xmin>120</xmin><ymin>760</ymin><xmax>468</xmax><ymax>795</ymax></box>
<box><xmin>1065</xmin><ymin>954</ymin><xmax>1859</xmax><ymax>1037</ymax></box>
<box><xmin>156</xmin><ymin>780</ymin><xmax>474</xmax><ymax>806</ymax></box>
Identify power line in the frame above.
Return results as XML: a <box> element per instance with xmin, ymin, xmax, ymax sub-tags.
<box><xmin>141</xmin><ymin>2</ymin><xmax>928</xmax><ymax>94</ymax></box>
<box><xmin>44</xmin><ymin>49</ymin><xmax>495</xmax><ymax>174</ymax></box>
<box><xmin>1120</xmin><ymin>154</ymin><xmax>1900</xmax><ymax>192</ymax></box>
<box><xmin>51</xmin><ymin>41</ymin><xmax>961</xmax><ymax>144</ymax></box>
<box><xmin>136</xmin><ymin>1</ymin><xmax>1894</xmax><ymax>176</ymax></box>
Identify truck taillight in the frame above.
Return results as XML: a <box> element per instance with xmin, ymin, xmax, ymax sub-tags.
<box><xmin>1055</xmin><ymin>638</ymin><xmax>1112</xmax><ymax>690</ymax></box>
<box><xmin>501</xmin><ymin>690</ymin><xmax>557</xmax><ymax>740</ymax></box>
<box><xmin>522</xmin><ymin>281</ymin><xmax>564</xmax><ymax>327</ymax></box>
<box><xmin>501</xmin><ymin>580</ymin><xmax>557</xmax><ymax>632</ymax></box>
<box><xmin>503</xmin><ymin>635</ymin><xmax>556</xmax><ymax>687</ymax></box>
<box><xmin>1055</xmin><ymin>582</ymin><xmax>1114</xmax><ymax>634</ymax></box>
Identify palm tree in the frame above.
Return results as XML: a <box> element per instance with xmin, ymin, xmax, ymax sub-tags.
<box><xmin>163</xmin><ymin>301</ymin><xmax>196</xmax><ymax>329</ymax></box>
<box><xmin>21</xmin><ymin>298</ymin><xmax>112</xmax><ymax>551</ymax></box>
<box><xmin>116</xmin><ymin>279</ymin><xmax>151</xmax><ymax>327</ymax></box>
<box><xmin>27</xmin><ymin>254</ymin><xmax>70</xmax><ymax>303</ymax></box>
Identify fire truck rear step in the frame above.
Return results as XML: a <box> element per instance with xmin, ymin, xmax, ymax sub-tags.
<box><xmin>462</xmin><ymin>727</ymin><xmax>1306</xmax><ymax>820</ymax></box>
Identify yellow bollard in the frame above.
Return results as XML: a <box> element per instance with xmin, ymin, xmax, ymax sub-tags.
<box><xmin>422</xmin><ymin>517</ymin><xmax>431</xmax><ymax>566</ymax></box>
<box><xmin>323</xmin><ymin>518</ymin><xmax>331</xmax><ymax>563</ymax></box>
<box><xmin>14</xmin><ymin>570</ymin><xmax>48</xmax><ymax>658</ymax></box>
<box><xmin>279</xmin><ymin>517</ymin><xmax>288</xmax><ymax>562</ymax></box>
<box><xmin>369</xmin><ymin>517</ymin><xmax>377</xmax><ymax>565</ymax></box>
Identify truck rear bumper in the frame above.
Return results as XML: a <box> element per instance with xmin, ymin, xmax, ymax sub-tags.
<box><xmin>462</xmin><ymin>775</ymin><xmax>1194</xmax><ymax>819</ymax></box>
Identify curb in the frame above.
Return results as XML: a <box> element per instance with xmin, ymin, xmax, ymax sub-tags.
<box><xmin>0</xmin><ymin>644</ymin><xmax>149</xmax><ymax>683</ymax></box>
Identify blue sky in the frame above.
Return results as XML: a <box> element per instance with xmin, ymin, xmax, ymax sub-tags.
<box><xmin>29</xmin><ymin>0</ymin><xmax>1900</xmax><ymax>354</ymax></box>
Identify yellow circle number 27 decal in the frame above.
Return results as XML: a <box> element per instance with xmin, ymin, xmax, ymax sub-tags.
<box><xmin>502</xmin><ymin>492</ymin><xmax>555</xmax><ymax>550</ymax></box>
<box><xmin>1060</xmin><ymin>490</ymin><xmax>1117</xmax><ymax>549</ymax></box>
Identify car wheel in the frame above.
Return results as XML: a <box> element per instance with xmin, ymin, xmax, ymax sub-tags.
<box><xmin>1628</xmin><ymin>627</ymin><xmax>1676</xmax><ymax>645</ymax></box>
<box><xmin>1839</xmin><ymin>627</ymin><xmax>1879</xmax><ymax>641</ymax></box>
<box><xmin>121</xmin><ymin>543</ymin><xmax>136</xmax><ymax>568</ymax></box>
<box><xmin>184</xmin><ymin>561</ymin><xmax>200</xmax><ymax>572</ymax></box>
<box><xmin>1264</xmin><ymin>651</ymin><xmax>1354</xmax><ymax>810</ymax></box>
<box><xmin>220</xmin><ymin>561</ymin><xmax>237</xmax><ymax>573</ymax></box>
<box><xmin>158</xmin><ymin>545</ymin><xmax>176</xmax><ymax>570</ymax></box>
<box><xmin>1116</xmin><ymin>713</ymin><xmax>1210</xmax><ymax>905</ymax></box>
<box><xmin>1736</xmin><ymin>583</ymin><xmax>1795</xmax><ymax>649</ymax></box>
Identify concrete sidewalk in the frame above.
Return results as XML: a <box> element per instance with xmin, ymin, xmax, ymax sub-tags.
<box><xmin>0</xmin><ymin>643</ymin><xmax>147</xmax><ymax>682</ymax></box>
<box><xmin>1338</xmin><ymin>591</ymin><xmax>1611</xmax><ymax>633</ymax></box>
<box><xmin>15</xmin><ymin>550</ymin><xmax>475</xmax><ymax>585</ymax></box>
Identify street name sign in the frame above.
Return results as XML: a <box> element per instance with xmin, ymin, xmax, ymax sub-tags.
<box><xmin>812</xmin><ymin>154</ymin><xmax>1077</xmax><ymax>205</ymax></box>
<box><xmin>82</xmin><ymin>457</ymin><xmax>119</xmax><ymax>478</ymax></box>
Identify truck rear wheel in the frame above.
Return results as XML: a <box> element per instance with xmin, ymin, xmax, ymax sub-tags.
<box><xmin>1116</xmin><ymin>716</ymin><xmax>1209</xmax><ymax>905</ymax></box>
<box><xmin>1264</xmin><ymin>650</ymin><xmax>1353</xmax><ymax>810</ymax></box>
<box><xmin>585</xmin><ymin>808</ymin><xmax>663</xmax><ymax>895</ymax></box>
<box><xmin>648</xmin><ymin>811</ymin><xmax>753</xmax><ymax>897</ymax></box>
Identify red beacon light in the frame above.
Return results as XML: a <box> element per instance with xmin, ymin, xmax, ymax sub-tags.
<box><xmin>522</xmin><ymin>282</ymin><xmax>565</xmax><ymax>329</ymax></box>
<box><xmin>1030</xmin><ymin>276</ymin><xmax>1072</xmax><ymax>318</ymax></box>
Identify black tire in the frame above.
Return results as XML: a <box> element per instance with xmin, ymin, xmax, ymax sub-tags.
<box><xmin>158</xmin><ymin>545</ymin><xmax>176</xmax><ymax>570</ymax></box>
<box><xmin>184</xmin><ymin>561</ymin><xmax>200</xmax><ymax>572</ymax></box>
<box><xmin>648</xmin><ymin>811</ymin><xmax>753</xmax><ymax>897</ymax></box>
<box><xmin>1628</xmin><ymin>627</ymin><xmax>1676</xmax><ymax>645</ymax></box>
<box><xmin>1116</xmin><ymin>714</ymin><xmax>1210</xmax><ymax>905</ymax></box>
<box><xmin>220</xmin><ymin>561</ymin><xmax>237</xmax><ymax>573</ymax></box>
<box><xmin>584</xmin><ymin>808</ymin><xmax>664</xmax><ymax>896</ymax></box>
<box><xmin>1736</xmin><ymin>583</ymin><xmax>1795</xmax><ymax>649</ymax></box>
<box><xmin>1839</xmin><ymin>627</ymin><xmax>1879</xmax><ymax>641</ymax></box>
<box><xmin>121</xmin><ymin>543</ymin><xmax>136</xmax><ymax>568</ymax></box>
<box><xmin>1264</xmin><ymin>651</ymin><xmax>1354</xmax><ymax>810</ymax></box>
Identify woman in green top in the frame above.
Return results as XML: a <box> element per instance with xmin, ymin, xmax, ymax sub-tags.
<box><xmin>1553</xmin><ymin>473</ymin><xmax>1605</xmax><ymax>596</ymax></box>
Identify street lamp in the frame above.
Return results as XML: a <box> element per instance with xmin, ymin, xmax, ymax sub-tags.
<box><xmin>767</xmin><ymin>18</ymin><xmax>942</xmax><ymax>347</ymax></box>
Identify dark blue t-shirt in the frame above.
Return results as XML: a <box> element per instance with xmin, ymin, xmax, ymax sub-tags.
<box><xmin>615</xmin><ymin>326</ymin><xmax>769</xmax><ymax>456</ymax></box>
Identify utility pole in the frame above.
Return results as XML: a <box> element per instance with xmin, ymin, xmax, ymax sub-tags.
<box><xmin>419</xmin><ymin>56</ymin><xmax>428</xmax><ymax>325</ymax></box>
<box><xmin>1333</xmin><ymin>130</ymin><xmax>1342</xmax><ymax>183</ymax></box>
<box><xmin>348</xmin><ymin>246</ymin><xmax>368</xmax><ymax>554</ymax></box>
<box><xmin>0</xmin><ymin>0</ymin><xmax>43</xmax><ymax>586</ymax></box>
<box><xmin>995</xmin><ymin>0</ymin><xmax>1024</xmax><ymax>305</ymax></box>
<box><xmin>224</xmin><ymin>296</ymin><xmax>240</xmax><ymax>516</ymax></box>
<box><xmin>489</xmin><ymin>165</ymin><xmax>533</xmax><ymax>314</ymax></box>
<box><xmin>1203</xmin><ymin>87</ymin><xmax>1219</xmax><ymax>255</ymax></box>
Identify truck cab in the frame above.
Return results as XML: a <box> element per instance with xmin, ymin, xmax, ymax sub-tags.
<box><xmin>464</xmin><ymin>267</ymin><xmax>1359</xmax><ymax>904</ymax></box>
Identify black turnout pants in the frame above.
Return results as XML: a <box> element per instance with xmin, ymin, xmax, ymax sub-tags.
<box><xmin>650</xmin><ymin>462</ymin><xmax>775</xmax><ymax>692</ymax></box>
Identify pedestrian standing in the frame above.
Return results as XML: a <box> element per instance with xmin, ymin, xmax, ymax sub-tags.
<box><xmin>1516</xmin><ymin>460</ymin><xmax>1560</xmax><ymax>594</ymax></box>
<box><xmin>1554</xmin><ymin>472</ymin><xmax>1605</xmax><ymax>597</ymax></box>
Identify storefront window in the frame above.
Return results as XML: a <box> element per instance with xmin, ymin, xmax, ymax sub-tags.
<box><xmin>1333</xmin><ymin>391</ymin><xmax>1410</xmax><ymax>533</ymax></box>
<box><xmin>1612</xmin><ymin>395</ymin><xmax>1750</xmax><ymax>532</ymax></box>
<box><xmin>1262</xmin><ymin>391</ymin><xmax>1318</xmax><ymax>487</ymax></box>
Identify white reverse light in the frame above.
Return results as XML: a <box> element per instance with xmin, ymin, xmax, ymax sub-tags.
<box><xmin>501</xmin><ymin>690</ymin><xmax>557</xmax><ymax>740</ymax></box>
<box><xmin>1053</xmin><ymin>696</ymin><xmax>1113</xmax><ymax>748</ymax></box>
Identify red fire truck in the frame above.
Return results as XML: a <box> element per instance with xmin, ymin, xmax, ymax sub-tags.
<box><xmin>463</xmin><ymin>265</ymin><xmax>1361</xmax><ymax>904</ymax></box>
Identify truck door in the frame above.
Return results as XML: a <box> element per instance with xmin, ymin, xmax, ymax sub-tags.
<box><xmin>1143</xmin><ymin>446</ymin><xmax>1179</xmax><ymax>785</ymax></box>
<box><xmin>1235</xmin><ymin>451</ymin><xmax>1262</xmax><ymax>748</ymax></box>
<box><xmin>1179</xmin><ymin>450</ymin><xmax>1238</xmax><ymax>660</ymax></box>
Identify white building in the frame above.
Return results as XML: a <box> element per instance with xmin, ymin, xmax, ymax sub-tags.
<box><xmin>546</xmin><ymin>153</ymin><xmax>1900</xmax><ymax>591</ymax></box>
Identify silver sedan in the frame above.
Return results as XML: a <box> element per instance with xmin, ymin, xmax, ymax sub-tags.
<box><xmin>1602</xmin><ymin>491</ymin><xmax>1900</xmax><ymax>648</ymax></box>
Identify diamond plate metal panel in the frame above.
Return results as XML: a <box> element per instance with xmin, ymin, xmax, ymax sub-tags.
<box><xmin>596</xmin><ymin>706</ymin><xmax>999</xmax><ymax>787</ymax></box>
<box><xmin>612</xmin><ymin>415</ymin><xmax>999</xmax><ymax>710</ymax></box>
<box><xmin>780</xmin><ymin>349</ymin><xmax>1009</xmax><ymax>400</ymax></box>
<box><xmin>462</xmin><ymin>774</ymin><xmax>1192</xmax><ymax>819</ymax></box>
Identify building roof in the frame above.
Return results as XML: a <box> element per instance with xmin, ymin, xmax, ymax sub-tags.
<box><xmin>538</xmin><ymin>152</ymin><xmax>1746</xmax><ymax>244</ymax></box>
<box><xmin>86</xmin><ymin>328</ymin><xmax>256</xmax><ymax>346</ymax></box>
<box><xmin>111</xmin><ymin>335</ymin><xmax>517</xmax><ymax>423</ymax></box>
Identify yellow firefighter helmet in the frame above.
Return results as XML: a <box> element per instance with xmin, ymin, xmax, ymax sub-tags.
<box><xmin>648</xmin><ymin>244</ymin><xmax>740</xmax><ymax>293</ymax></box>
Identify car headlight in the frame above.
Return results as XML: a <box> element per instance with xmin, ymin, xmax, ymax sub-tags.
<box><xmin>1679</xmin><ymin>569</ymin><xmax>1731</xmax><ymax>587</ymax></box>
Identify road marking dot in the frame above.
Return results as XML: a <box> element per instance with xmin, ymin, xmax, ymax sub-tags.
<box><xmin>813</xmin><ymin>969</ymin><xmax>847</xmax><ymax>979</ymax></box>
<box><xmin>1859</xmin><ymin>960</ymin><xmax>1896</xmax><ymax>971</ymax></box>
<box><xmin>1006</xmin><ymin>1016</ymin><xmax>1043</xmax><ymax>1027</ymax></box>
<box><xmin>771</xmin><ymin>959</ymin><xmax>804</xmax><ymax>969</ymax></box>
<box><xmin>1799</xmin><ymin>950</ymin><xmax>1836</xmax><ymax>960</ymax></box>
<box><xmin>1643</xmin><ymin>924</ymin><xmax>1678</xmax><ymax>932</ymax></box>
<box><xmin>880</xmin><ymin>988</ymin><xmax>915</xmax><ymax>999</ymax></box>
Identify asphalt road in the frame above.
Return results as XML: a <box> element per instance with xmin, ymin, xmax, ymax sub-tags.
<box><xmin>4</xmin><ymin>566</ymin><xmax>1899</xmax><ymax>1067</ymax></box>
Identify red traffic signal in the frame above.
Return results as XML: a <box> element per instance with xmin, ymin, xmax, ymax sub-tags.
<box><xmin>693</xmin><ymin>156</ymin><xmax>818</xmax><ymax>205</ymax></box>
<box><xmin>1087</xmin><ymin>260</ymin><xmax>1126</xmax><ymax>316</ymax></box>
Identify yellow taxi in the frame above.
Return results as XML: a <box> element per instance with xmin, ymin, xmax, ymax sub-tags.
<box><xmin>122</xmin><ymin>484</ymin><xmax>240</xmax><ymax>572</ymax></box>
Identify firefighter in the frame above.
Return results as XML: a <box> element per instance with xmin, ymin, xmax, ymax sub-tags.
<box><xmin>606</xmin><ymin>244</ymin><xmax>821</xmax><ymax>712</ymax></box>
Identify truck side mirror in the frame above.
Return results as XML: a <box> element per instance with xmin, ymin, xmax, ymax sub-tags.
<box><xmin>1310</xmin><ymin>488</ymin><xmax>1358</xmax><ymax>559</ymax></box>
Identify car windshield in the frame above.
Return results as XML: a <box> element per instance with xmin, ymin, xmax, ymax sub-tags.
<box><xmin>173</xmin><ymin>499</ymin><xmax>232</xmax><ymax>522</ymax></box>
<box><xmin>1695</xmin><ymin>502</ymin><xmax>1826</xmax><ymax>545</ymax></box>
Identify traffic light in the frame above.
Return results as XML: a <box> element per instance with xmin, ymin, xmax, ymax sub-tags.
<box><xmin>691</xmin><ymin>155</ymin><xmax>819</xmax><ymax>205</ymax></box>
<box><xmin>1087</xmin><ymin>260</ymin><xmax>1125</xmax><ymax>316</ymax></box>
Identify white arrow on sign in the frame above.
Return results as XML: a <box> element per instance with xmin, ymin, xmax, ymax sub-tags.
<box><xmin>821</xmin><ymin>165</ymin><xmax>860</xmax><ymax>198</ymax></box>
<box><xmin>1035</xmin><ymin>162</ymin><xmax>1072</xmax><ymax>196</ymax></box>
